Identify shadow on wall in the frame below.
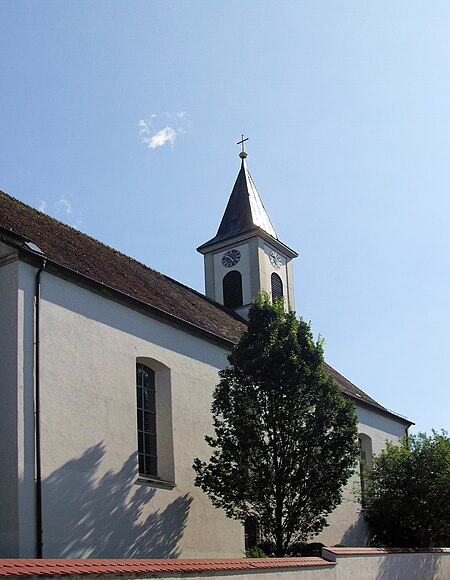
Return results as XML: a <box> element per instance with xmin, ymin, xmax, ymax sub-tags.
<box><xmin>376</xmin><ymin>553</ymin><xmax>441</xmax><ymax>580</ymax></box>
<box><xmin>341</xmin><ymin>511</ymin><xmax>370</xmax><ymax>546</ymax></box>
<box><xmin>42</xmin><ymin>443</ymin><xmax>192</xmax><ymax>558</ymax></box>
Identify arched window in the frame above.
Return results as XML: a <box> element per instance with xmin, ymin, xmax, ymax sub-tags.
<box><xmin>271</xmin><ymin>272</ymin><xmax>283</xmax><ymax>302</ymax></box>
<box><xmin>358</xmin><ymin>434</ymin><xmax>373</xmax><ymax>507</ymax></box>
<box><xmin>136</xmin><ymin>363</ymin><xmax>157</xmax><ymax>477</ymax></box>
<box><xmin>223</xmin><ymin>270</ymin><xmax>243</xmax><ymax>308</ymax></box>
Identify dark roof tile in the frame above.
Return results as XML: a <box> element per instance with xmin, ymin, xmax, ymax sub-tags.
<box><xmin>324</xmin><ymin>363</ymin><xmax>386</xmax><ymax>410</ymax></box>
<box><xmin>0</xmin><ymin>190</ymin><xmax>246</xmax><ymax>344</ymax></box>
<box><xmin>0</xmin><ymin>189</ymin><xmax>409</xmax><ymax>422</ymax></box>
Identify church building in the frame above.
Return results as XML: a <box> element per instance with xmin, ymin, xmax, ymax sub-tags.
<box><xmin>0</xmin><ymin>148</ymin><xmax>411</xmax><ymax>558</ymax></box>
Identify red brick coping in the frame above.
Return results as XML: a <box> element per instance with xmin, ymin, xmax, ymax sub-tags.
<box><xmin>0</xmin><ymin>558</ymin><xmax>334</xmax><ymax>577</ymax></box>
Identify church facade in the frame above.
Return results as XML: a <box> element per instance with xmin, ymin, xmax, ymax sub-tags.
<box><xmin>0</xmin><ymin>152</ymin><xmax>411</xmax><ymax>558</ymax></box>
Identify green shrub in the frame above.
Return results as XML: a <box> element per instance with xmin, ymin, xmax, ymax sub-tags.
<box><xmin>246</xmin><ymin>545</ymin><xmax>269</xmax><ymax>558</ymax></box>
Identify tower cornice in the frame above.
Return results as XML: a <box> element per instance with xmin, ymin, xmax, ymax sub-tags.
<box><xmin>197</xmin><ymin>227</ymin><xmax>298</xmax><ymax>259</ymax></box>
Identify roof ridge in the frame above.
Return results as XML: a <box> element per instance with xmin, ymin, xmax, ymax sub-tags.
<box><xmin>323</xmin><ymin>361</ymin><xmax>384</xmax><ymax>406</ymax></box>
<box><xmin>0</xmin><ymin>188</ymin><xmax>247</xmax><ymax>343</ymax></box>
<box><xmin>0</xmin><ymin>189</ymin><xmax>171</xmax><ymax>278</ymax></box>
<box><xmin>0</xmin><ymin>189</ymin><xmax>245</xmax><ymax>318</ymax></box>
<box><xmin>323</xmin><ymin>362</ymin><xmax>372</xmax><ymax>392</ymax></box>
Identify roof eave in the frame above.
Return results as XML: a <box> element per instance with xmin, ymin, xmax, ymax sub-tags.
<box><xmin>344</xmin><ymin>393</ymin><xmax>414</xmax><ymax>427</ymax></box>
<box><xmin>2</xmin><ymin>226</ymin><xmax>410</xmax><ymax>427</ymax></box>
<box><xmin>9</xmin><ymin>243</ymin><xmax>240</xmax><ymax>349</ymax></box>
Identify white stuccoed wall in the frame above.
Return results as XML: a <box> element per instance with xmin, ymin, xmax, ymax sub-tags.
<box><xmin>315</xmin><ymin>406</ymin><xmax>408</xmax><ymax>546</ymax></box>
<box><xmin>1</xmin><ymin>258</ymin><xmax>410</xmax><ymax>558</ymax></box>
<box><xmin>0</xmin><ymin>256</ymin><xmax>40</xmax><ymax>557</ymax></box>
<box><xmin>0</xmin><ymin>258</ymin><xmax>20</xmax><ymax>556</ymax></box>
<box><xmin>322</xmin><ymin>548</ymin><xmax>450</xmax><ymax>580</ymax></box>
<box><xmin>9</xmin><ymin>261</ymin><xmax>243</xmax><ymax>558</ymax></box>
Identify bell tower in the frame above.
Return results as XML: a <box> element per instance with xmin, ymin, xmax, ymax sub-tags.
<box><xmin>197</xmin><ymin>140</ymin><xmax>298</xmax><ymax>319</ymax></box>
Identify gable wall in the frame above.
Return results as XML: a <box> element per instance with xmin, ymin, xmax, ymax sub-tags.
<box><xmin>12</xmin><ymin>261</ymin><xmax>243</xmax><ymax>559</ymax></box>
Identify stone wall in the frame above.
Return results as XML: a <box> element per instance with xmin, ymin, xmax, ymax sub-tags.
<box><xmin>323</xmin><ymin>547</ymin><xmax>450</xmax><ymax>579</ymax></box>
<box><xmin>1</xmin><ymin>550</ymin><xmax>449</xmax><ymax>580</ymax></box>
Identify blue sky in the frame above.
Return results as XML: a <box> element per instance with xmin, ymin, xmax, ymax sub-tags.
<box><xmin>1</xmin><ymin>1</ymin><xmax>449</xmax><ymax>434</ymax></box>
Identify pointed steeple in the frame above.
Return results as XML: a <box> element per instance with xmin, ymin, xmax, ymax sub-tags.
<box><xmin>198</xmin><ymin>151</ymin><xmax>277</xmax><ymax>251</ymax></box>
<box><xmin>218</xmin><ymin>152</ymin><xmax>277</xmax><ymax>239</ymax></box>
<box><xmin>198</xmin><ymin>141</ymin><xmax>298</xmax><ymax>318</ymax></box>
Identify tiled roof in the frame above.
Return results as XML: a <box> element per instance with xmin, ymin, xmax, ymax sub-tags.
<box><xmin>0</xmin><ymin>558</ymin><xmax>334</xmax><ymax>576</ymax></box>
<box><xmin>324</xmin><ymin>363</ymin><xmax>385</xmax><ymax>411</ymax></box>
<box><xmin>0</xmin><ymin>190</ymin><xmax>247</xmax><ymax>344</ymax></box>
<box><xmin>0</xmin><ymin>189</ymin><xmax>409</xmax><ymax>421</ymax></box>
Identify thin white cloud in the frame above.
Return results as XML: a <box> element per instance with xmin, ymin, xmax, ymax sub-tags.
<box><xmin>138</xmin><ymin>120</ymin><xmax>150</xmax><ymax>135</ymax></box>
<box><xmin>142</xmin><ymin>126</ymin><xmax>177</xmax><ymax>149</ymax></box>
<box><xmin>138</xmin><ymin>111</ymin><xmax>191</xmax><ymax>151</ymax></box>
<box><xmin>55</xmin><ymin>195</ymin><xmax>72</xmax><ymax>215</ymax></box>
<box><xmin>167</xmin><ymin>111</ymin><xmax>187</xmax><ymax>119</ymax></box>
<box><xmin>38</xmin><ymin>194</ymin><xmax>82</xmax><ymax>228</ymax></box>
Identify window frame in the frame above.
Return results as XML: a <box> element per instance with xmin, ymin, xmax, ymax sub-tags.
<box><xmin>358</xmin><ymin>434</ymin><xmax>373</xmax><ymax>508</ymax></box>
<box><xmin>135</xmin><ymin>358</ymin><xmax>176</xmax><ymax>487</ymax></box>
<box><xmin>136</xmin><ymin>363</ymin><xmax>158</xmax><ymax>478</ymax></box>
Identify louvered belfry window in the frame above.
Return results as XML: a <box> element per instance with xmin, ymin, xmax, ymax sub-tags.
<box><xmin>136</xmin><ymin>363</ymin><xmax>157</xmax><ymax>477</ymax></box>
<box><xmin>223</xmin><ymin>270</ymin><xmax>243</xmax><ymax>308</ymax></box>
<box><xmin>271</xmin><ymin>273</ymin><xmax>283</xmax><ymax>302</ymax></box>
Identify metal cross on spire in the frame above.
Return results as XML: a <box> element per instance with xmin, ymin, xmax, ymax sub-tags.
<box><xmin>237</xmin><ymin>134</ymin><xmax>249</xmax><ymax>159</ymax></box>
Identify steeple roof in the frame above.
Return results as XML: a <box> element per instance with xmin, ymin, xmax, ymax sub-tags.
<box><xmin>198</xmin><ymin>154</ymin><xmax>278</xmax><ymax>251</ymax></box>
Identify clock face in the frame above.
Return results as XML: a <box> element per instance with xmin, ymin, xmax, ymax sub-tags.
<box><xmin>222</xmin><ymin>249</ymin><xmax>241</xmax><ymax>268</ymax></box>
<box><xmin>269</xmin><ymin>251</ymin><xmax>283</xmax><ymax>270</ymax></box>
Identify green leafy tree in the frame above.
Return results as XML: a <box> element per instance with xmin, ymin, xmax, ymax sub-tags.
<box><xmin>193</xmin><ymin>293</ymin><xmax>359</xmax><ymax>557</ymax></box>
<box><xmin>364</xmin><ymin>431</ymin><xmax>450</xmax><ymax>548</ymax></box>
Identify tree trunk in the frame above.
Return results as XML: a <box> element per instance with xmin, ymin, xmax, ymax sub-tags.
<box><xmin>275</xmin><ymin>535</ymin><xmax>285</xmax><ymax>557</ymax></box>
<box><xmin>274</xmin><ymin>491</ymin><xmax>285</xmax><ymax>556</ymax></box>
